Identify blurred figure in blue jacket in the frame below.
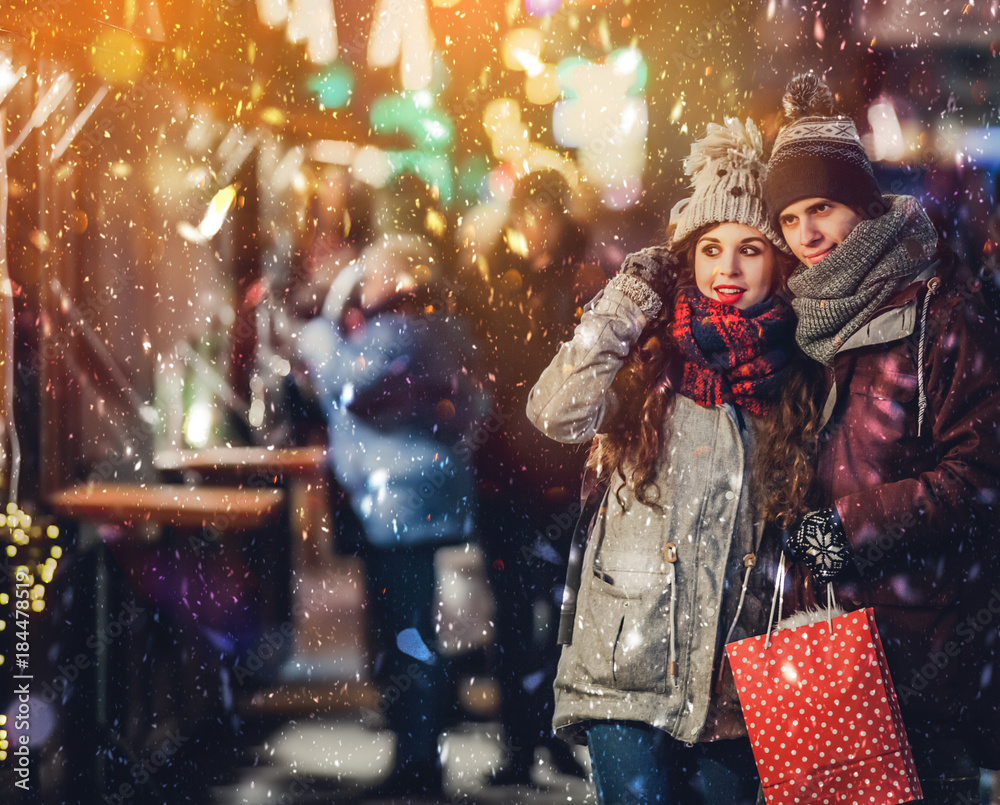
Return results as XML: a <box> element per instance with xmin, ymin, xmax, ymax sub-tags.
<box><xmin>299</xmin><ymin>174</ymin><xmax>488</xmax><ymax>798</ymax></box>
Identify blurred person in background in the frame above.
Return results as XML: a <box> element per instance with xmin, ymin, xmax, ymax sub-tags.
<box><xmin>281</xmin><ymin>165</ymin><xmax>373</xmax><ymax>321</ymax></box>
<box><xmin>466</xmin><ymin>168</ymin><xmax>602</xmax><ymax>787</ymax></box>
<box><xmin>298</xmin><ymin>173</ymin><xmax>488</xmax><ymax>798</ymax></box>
<box><xmin>275</xmin><ymin>166</ymin><xmax>374</xmax><ymax>447</ymax></box>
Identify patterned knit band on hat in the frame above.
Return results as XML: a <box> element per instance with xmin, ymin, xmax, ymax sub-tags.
<box><xmin>765</xmin><ymin>73</ymin><xmax>885</xmax><ymax>220</ymax></box>
<box><xmin>672</xmin><ymin>117</ymin><xmax>788</xmax><ymax>252</ymax></box>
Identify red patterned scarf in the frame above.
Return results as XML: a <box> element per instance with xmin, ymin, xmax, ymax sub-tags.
<box><xmin>670</xmin><ymin>288</ymin><xmax>796</xmax><ymax>416</ymax></box>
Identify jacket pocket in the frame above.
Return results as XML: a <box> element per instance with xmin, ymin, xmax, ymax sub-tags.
<box><xmin>576</xmin><ymin>566</ymin><xmax>674</xmax><ymax>694</ymax></box>
<box><xmin>846</xmin><ymin>365</ymin><xmax>917</xmax><ymax>444</ymax></box>
<box><xmin>850</xmin><ymin>367</ymin><xmax>917</xmax><ymax>403</ymax></box>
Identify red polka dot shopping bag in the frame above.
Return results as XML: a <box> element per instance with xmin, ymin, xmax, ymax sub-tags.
<box><xmin>726</xmin><ymin>598</ymin><xmax>922</xmax><ymax>804</ymax></box>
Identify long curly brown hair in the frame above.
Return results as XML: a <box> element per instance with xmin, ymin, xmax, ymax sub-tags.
<box><xmin>594</xmin><ymin>225</ymin><xmax>823</xmax><ymax>530</ymax></box>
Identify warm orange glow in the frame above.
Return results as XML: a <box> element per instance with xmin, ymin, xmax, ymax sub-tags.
<box><xmin>502</xmin><ymin>28</ymin><xmax>544</xmax><ymax>72</ymax></box>
<box><xmin>525</xmin><ymin>65</ymin><xmax>560</xmax><ymax>105</ymax></box>
<box><xmin>369</xmin><ymin>0</ymin><xmax>434</xmax><ymax>91</ymax></box>
<box><xmin>90</xmin><ymin>28</ymin><xmax>146</xmax><ymax>84</ymax></box>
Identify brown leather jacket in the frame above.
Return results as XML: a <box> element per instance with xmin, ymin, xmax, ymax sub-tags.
<box><xmin>814</xmin><ymin>248</ymin><xmax>1000</xmax><ymax>760</ymax></box>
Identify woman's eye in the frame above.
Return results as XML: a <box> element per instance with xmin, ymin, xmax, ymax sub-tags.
<box><xmin>740</xmin><ymin>246</ymin><xmax>761</xmax><ymax>256</ymax></box>
<box><xmin>700</xmin><ymin>245</ymin><xmax>719</xmax><ymax>257</ymax></box>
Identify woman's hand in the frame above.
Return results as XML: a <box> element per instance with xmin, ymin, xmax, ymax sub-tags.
<box><xmin>606</xmin><ymin>246</ymin><xmax>680</xmax><ymax>319</ymax></box>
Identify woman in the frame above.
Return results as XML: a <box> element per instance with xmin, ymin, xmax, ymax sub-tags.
<box><xmin>526</xmin><ymin>118</ymin><xmax>821</xmax><ymax>804</ymax></box>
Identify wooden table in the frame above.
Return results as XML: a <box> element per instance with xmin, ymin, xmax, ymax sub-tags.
<box><xmin>153</xmin><ymin>446</ymin><xmax>332</xmax><ymax>566</ymax></box>
<box><xmin>45</xmin><ymin>481</ymin><xmax>292</xmax><ymax>801</ymax></box>
<box><xmin>47</xmin><ymin>482</ymin><xmax>286</xmax><ymax>529</ymax></box>
<box><xmin>46</xmin><ymin>480</ymin><xmax>290</xmax><ymax>625</ymax></box>
<box><xmin>153</xmin><ymin>446</ymin><xmax>328</xmax><ymax>480</ymax></box>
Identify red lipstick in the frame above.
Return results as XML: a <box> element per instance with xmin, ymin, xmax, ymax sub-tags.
<box><xmin>714</xmin><ymin>285</ymin><xmax>746</xmax><ymax>305</ymax></box>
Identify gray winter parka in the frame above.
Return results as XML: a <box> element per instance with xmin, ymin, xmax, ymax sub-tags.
<box><xmin>526</xmin><ymin>283</ymin><xmax>780</xmax><ymax>745</ymax></box>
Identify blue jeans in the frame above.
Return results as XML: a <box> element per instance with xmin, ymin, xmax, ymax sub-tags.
<box><xmin>586</xmin><ymin>721</ymin><xmax>759</xmax><ymax>805</ymax></box>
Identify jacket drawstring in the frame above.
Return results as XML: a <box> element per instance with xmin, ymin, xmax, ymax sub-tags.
<box><xmin>764</xmin><ymin>552</ymin><xmax>787</xmax><ymax>650</ymax></box>
<box><xmin>664</xmin><ymin>542</ymin><xmax>678</xmax><ymax>676</ymax></box>
<box><xmin>917</xmin><ymin>276</ymin><xmax>940</xmax><ymax>438</ymax></box>
<box><xmin>723</xmin><ymin>553</ymin><xmax>757</xmax><ymax>648</ymax></box>
<box><xmin>825</xmin><ymin>583</ymin><xmax>837</xmax><ymax>635</ymax></box>
<box><xmin>716</xmin><ymin>552</ymin><xmax>756</xmax><ymax>693</ymax></box>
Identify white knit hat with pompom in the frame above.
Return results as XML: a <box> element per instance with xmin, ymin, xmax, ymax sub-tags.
<box><xmin>671</xmin><ymin>117</ymin><xmax>788</xmax><ymax>252</ymax></box>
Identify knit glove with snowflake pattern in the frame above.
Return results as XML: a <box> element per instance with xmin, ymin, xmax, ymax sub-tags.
<box><xmin>606</xmin><ymin>245</ymin><xmax>679</xmax><ymax>319</ymax></box>
<box><xmin>784</xmin><ymin>508</ymin><xmax>851</xmax><ymax>584</ymax></box>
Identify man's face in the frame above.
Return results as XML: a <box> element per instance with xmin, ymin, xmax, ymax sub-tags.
<box><xmin>778</xmin><ymin>197</ymin><xmax>864</xmax><ymax>267</ymax></box>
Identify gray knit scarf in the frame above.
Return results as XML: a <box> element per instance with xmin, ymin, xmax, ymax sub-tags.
<box><xmin>787</xmin><ymin>195</ymin><xmax>939</xmax><ymax>365</ymax></box>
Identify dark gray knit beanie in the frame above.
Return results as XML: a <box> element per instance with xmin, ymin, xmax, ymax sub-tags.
<box><xmin>765</xmin><ymin>74</ymin><xmax>885</xmax><ymax>220</ymax></box>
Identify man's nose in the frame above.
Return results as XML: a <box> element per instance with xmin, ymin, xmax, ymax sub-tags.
<box><xmin>799</xmin><ymin>217</ymin><xmax>821</xmax><ymax>245</ymax></box>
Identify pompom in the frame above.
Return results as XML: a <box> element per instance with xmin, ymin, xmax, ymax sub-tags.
<box><xmin>682</xmin><ymin>116</ymin><xmax>764</xmax><ymax>183</ymax></box>
<box><xmin>782</xmin><ymin>73</ymin><xmax>835</xmax><ymax>122</ymax></box>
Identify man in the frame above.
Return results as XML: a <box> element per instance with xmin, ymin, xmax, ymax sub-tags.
<box><xmin>765</xmin><ymin>73</ymin><xmax>1000</xmax><ymax>804</ymax></box>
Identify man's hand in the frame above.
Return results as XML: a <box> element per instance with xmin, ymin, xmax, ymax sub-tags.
<box><xmin>784</xmin><ymin>508</ymin><xmax>851</xmax><ymax>584</ymax></box>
